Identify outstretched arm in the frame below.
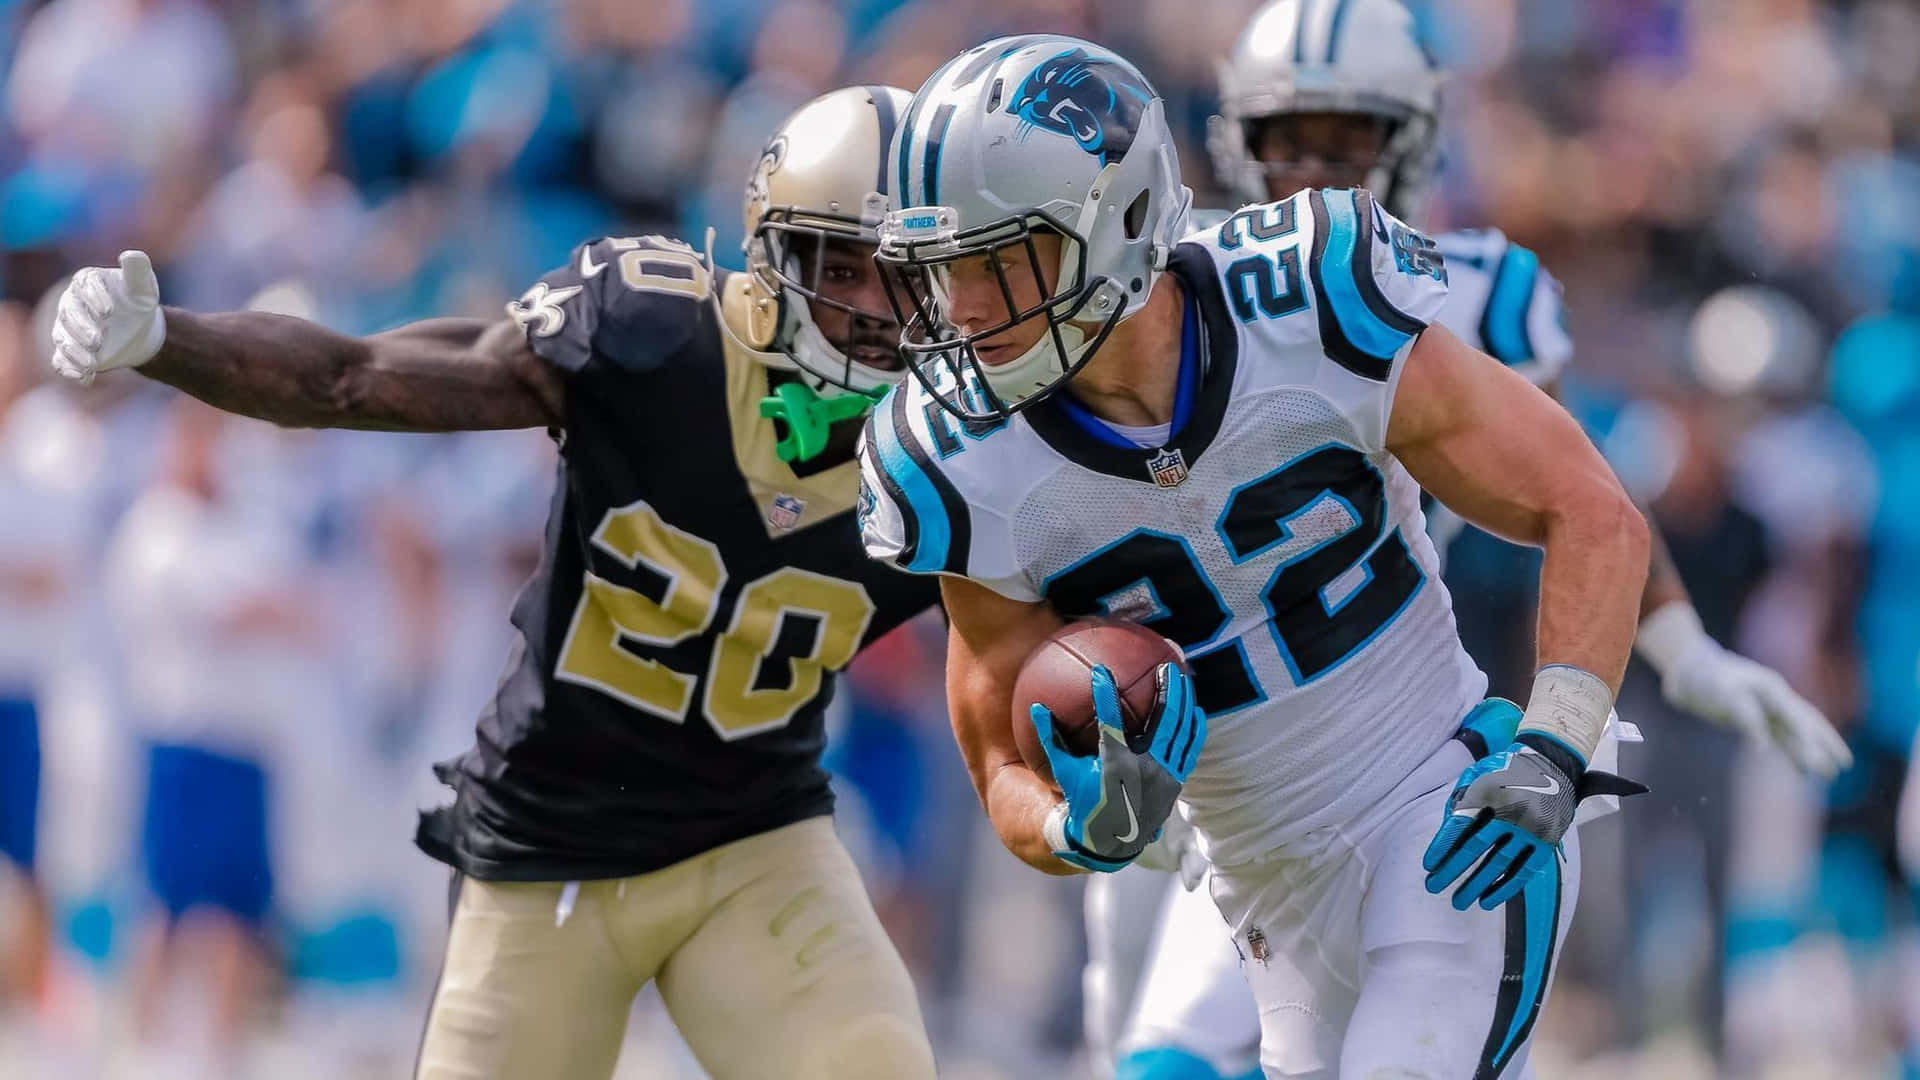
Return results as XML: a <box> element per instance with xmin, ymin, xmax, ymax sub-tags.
<box><xmin>148</xmin><ymin>311</ymin><xmax>562</xmax><ymax>431</ymax></box>
<box><xmin>51</xmin><ymin>250</ymin><xmax>563</xmax><ymax>432</ymax></box>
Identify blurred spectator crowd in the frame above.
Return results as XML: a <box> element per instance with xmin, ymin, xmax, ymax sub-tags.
<box><xmin>0</xmin><ymin>0</ymin><xmax>1917</xmax><ymax>1076</ymax></box>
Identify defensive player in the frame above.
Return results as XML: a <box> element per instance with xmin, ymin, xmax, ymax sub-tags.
<box><xmin>49</xmin><ymin>87</ymin><xmax>942</xmax><ymax>1080</ymax></box>
<box><xmin>861</xmin><ymin>35</ymin><xmax>1650</xmax><ymax>1079</ymax></box>
<box><xmin>1087</xmin><ymin>4</ymin><xmax>1856</xmax><ymax>1077</ymax></box>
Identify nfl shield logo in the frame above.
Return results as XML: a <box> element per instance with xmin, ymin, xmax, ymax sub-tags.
<box><xmin>1146</xmin><ymin>447</ymin><xmax>1188</xmax><ymax>488</ymax></box>
<box><xmin>768</xmin><ymin>493</ymin><xmax>806</xmax><ymax>531</ymax></box>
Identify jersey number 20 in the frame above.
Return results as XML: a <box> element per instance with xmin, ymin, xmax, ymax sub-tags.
<box><xmin>554</xmin><ymin>501</ymin><xmax>876</xmax><ymax>739</ymax></box>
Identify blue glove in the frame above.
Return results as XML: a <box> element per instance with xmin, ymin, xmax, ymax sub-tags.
<box><xmin>1031</xmin><ymin>662</ymin><xmax>1206</xmax><ymax>873</ymax></box>
<box><xmin>1422</xmin><ymin>731</ymin><xmax>1645</xmax><ymax>911</ymax></box>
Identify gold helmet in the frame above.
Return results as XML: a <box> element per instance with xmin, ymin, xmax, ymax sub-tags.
<box><xmin>742</xmin><ymin>85</ymin><xmax>913</xmax><ymax>400</ymax></box>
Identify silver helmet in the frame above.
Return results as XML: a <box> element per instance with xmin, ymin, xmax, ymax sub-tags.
<box><xmin>1208</xmin><ymin>0</ymin><xmax>1441</xmax><ymax>216</ymax></box>
<box><xmin>876</xmin><ymin>36</ymin><xmax>1193</xmax><ymax>423</ymax></box>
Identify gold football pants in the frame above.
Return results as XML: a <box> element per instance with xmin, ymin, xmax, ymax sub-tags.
<box><xmin>414</xmin><ymin>817</ymin><xmax>935</xmax><ymax>1080</ymax></box>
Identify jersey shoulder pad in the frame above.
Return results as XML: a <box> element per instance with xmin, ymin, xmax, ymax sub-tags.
<box><xmin>857</xmin><ymin>379</ymin><xmax>975</xmax><ymax>579</ymax></box>
<box><xmin>1181</xmin><ymin>189</ymin><xmax>1447</xmax><ymax>451</ymax></box>
<box><xmin>856</xmin><ymin>376</ymin><xmax>1048</xmax><ymax>599</ymax></box>
<box><xmin>1433</xmin><ymin>227</ymin><xmax>1571</xmax><ymax>383</ymax></box>
<box><xmin>1190</xmin><ymin>190</ymin><xmax>1447</xmax><ymax>378</ymax></box>
<box><xmin>508</xmin><ymin>235</ymin><xmax>718</xmax><ymax>377</ymax></box>
<box><xmin>1436</xmin><ymin>226</ymin><xmax>1566</xmax><ymax>382</ymax></box>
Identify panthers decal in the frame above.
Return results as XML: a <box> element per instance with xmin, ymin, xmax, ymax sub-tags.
<box><xmin>1006</xmin><ymin>47</ymin><xmax>1156</xmax><ymax>165</ymax></box>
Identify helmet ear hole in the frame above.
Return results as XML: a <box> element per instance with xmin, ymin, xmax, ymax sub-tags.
<box><xmin>1123</xmin><ymin>190</ymin><xmax>1150</xmax><ymax>239</ymax></box>
<box><xmin>986</xmin><ymin>79</ymin><xmax>1004</xmax><ymax>112</ymax></box>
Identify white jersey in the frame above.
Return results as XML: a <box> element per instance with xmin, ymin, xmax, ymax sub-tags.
<box><xmin>1431</xmin><ymin>227</ymin><xmax>1572</xmax><ymax>388</ymax></box>
<box><xmin>860</xmin><ymin>188</ymin><xmax>1486</xmax><ymax>865</ymax></box>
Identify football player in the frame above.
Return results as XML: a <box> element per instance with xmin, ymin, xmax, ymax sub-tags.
<box><xmin>1084</xmin><ymin>4</ymin><xmax>1857</xmax><ymax>1077</ymax></box>
<box><xmin>861</xmin><ymin>34</ymin><xmax>1651</xmax><ymax>1079</ymax></box>
<box><xmin>49</xmin><ymin>87</ymin><xmax>941</xmax><ymax>1080</ymax></box>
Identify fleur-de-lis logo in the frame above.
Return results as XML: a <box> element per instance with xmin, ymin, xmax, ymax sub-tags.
<box><xmin>507</xmin><ymin>282</ymin><xmax>583</xmax><ymax>337</ymax></box>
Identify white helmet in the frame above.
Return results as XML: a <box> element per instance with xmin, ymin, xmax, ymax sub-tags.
<box><xmin>876</xmin><ymin>36</ymin><xmax>1193</xmax><ymax>422</ymax></box>
<box><xmin>741</xmin><ymin>85</ymin><xmax>914</xmax><ymax>397</ymax></box>
<box><xmin>1208</xmin><ymin>0</ymin><xmax>1441</xmax><ymax>216</ymax></box>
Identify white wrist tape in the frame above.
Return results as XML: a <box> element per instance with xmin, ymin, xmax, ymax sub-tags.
<box><xmin>1634</xmin><ymin>601</ymin><xmax>1707</xmax><ymax>680</ymax></box>
<box><xmin>1519</xmin><ymin>665</ymin><xmax>1613</xmax><ymax>764</ymax></box>
<box><xmin>1042</xmin><ymin>802</ymin><xmax>1071</xmax><ymax>855</ymax></box>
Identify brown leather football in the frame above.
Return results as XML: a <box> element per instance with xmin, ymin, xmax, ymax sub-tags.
<box><xmin>1011</xmin><ymin>618</ymin><xmax>1187</xmax><ymax>787</ymax></box>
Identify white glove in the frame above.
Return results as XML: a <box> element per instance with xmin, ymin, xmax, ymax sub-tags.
<box><xmin>1637</xmin><ymin>602</ymin><xmax>1852</xmax><ymax>778</ymax></box>
<box><xmin>1129</xmin><ymin>806</ymin><xmax>1207</xmax><ymax>891</ymax></box>
<box><xmin>50</xmin><ymin>250</ymin><xmax>166</xmax><ymax>385</ymax></box>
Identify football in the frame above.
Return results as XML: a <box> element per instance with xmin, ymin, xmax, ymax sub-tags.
<box><xmin>1011</xmin><ymin>618</ymin><xmax>1188</xmax><ymax>787</ymax></box>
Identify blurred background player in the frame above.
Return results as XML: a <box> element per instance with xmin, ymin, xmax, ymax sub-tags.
<box><xmin>48</xmin><ymin>86</ymin><xmax>946</xmax><ymax>1080</ymax></box>
<box><xmin>1084</xmin><ymin>2</ymin><xmax>1859</xmax><ymax>1078</ymax></box>
<box><xmin>0</xmin><ymin>300</ymin><xmax>72</xmax><ymax>1020</ymax></box>
<box><xmin>100</xmin><ymin>399</ymin><xmax>326</xmax><ymax>1075</ymax></box>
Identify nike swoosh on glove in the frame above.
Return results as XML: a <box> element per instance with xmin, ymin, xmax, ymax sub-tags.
<box><xmin>1421</xmin><ymin>734</ymin><xmax>1646</xmax><ymax>911</ymax></box>
<box><xmin>50</xmin><ymin>251</ymin><xmax>167</xmax><ymax>386</ymax></box>
<box><xmin>1032</xmin><ymin>662</ymin><xmax>1206</xmax><ymax>873</ymax></box>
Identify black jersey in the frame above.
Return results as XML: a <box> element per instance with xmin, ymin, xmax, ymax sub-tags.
<box><xmin>416</xmin><ymin>235</ymin><xmax>940</xmax><ymax>882</ymax></box>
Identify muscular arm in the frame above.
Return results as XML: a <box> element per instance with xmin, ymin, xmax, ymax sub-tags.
<box><xmin>143</xmin><ymin>309</ymin><xmax>564</xmax><ymax>432</ymax></box>
<box><xmin>1390</xmin><ymin>323</ymin><xmax>1649</xmax><ymax>692</ymax></box>
<box><xmin>938</xmin><ymin>574</ymin><xmax>1075</xmax><ymax>874</ymax></box>
<box><xmin>1534</xmin><ymin>377</ymin><xmax>1690</xmax><ymax>619</ymax></box>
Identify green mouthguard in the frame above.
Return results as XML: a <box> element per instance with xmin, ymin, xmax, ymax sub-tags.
<box><xmin>760</xmin><ymin>380</ymin><xmax>888</xmax><ymax>463</ymax></box>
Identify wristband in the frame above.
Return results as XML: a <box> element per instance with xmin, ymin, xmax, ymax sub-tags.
<box><xmin>1518</xmin><ymin>664</ymin><xmax>1612</xmax><ymax>765</ymax></box>
<box><xmin>1042</xmin><ymin>802</ymin><xmax>1072</xmax><ymax>855</ymax></box>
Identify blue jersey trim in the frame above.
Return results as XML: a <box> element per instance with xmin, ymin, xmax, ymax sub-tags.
<box><xmin>1481</xmin><ymin>244</ymin><xmax>1540</xmax><ymax>367</ymax></box>
<box><xmin>873</xmin><ymin>389</ymin><xmax>954</xmax><ymax>575</ymax></box>
<box><xmin>1315</xmin><ymin>190</ymin><xmax>1420</xmax><ymax>364</ymax></box>
<box><xmin>1052</xmin><ymin>288</ymin><xmax>1203</xmax><ymax>448</ymax></box>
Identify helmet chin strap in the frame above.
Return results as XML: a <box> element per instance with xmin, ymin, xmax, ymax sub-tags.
<box><xmin>760</xmin><ymin>379</ymin><xmax>886</xmax><ymax>463</ymax></box>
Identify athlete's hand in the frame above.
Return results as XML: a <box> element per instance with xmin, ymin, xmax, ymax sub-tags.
<box><xmin>1034</xmin><ymin>663</ymin><xmax>1205</xmax><ymax>873</ymax></box>
<box><xmin>1422</xmin><ymin>734</ymin><xmax>1644</xmax><ymax>911</ymax></box>
<box><xmin>1638</xmin><ymin>602</ymin><xmax>1851</xmax><ymax>777</ymax></box>
<box><xmin>50</xmin><ymin>251</ymin><xmax>166</xmax><ymax>386</ymax></box>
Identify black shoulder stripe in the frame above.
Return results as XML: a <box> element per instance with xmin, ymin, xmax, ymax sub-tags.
<box><xmin>867</xmin><ymin>86</ymin><xmax>897</xmax><ymax>197</ymax></box>
<box><xmin>1350</xmin><ymin>189</ymin><xmax>1429</xmax><ymax>337</ymax></box>
<box><xmin>1305</xmin><ymin>190</ymin><xmax>1392</xmax><ymax>382</ymax></box>
<box><xmin>890</xmin><ymin>387</ymin><xmax>973</xmax><ymax>576</ymax></box>
<box><xmin>864</xmin><ymin>404</ymin><xmax>920</xmax><ymax>568</ymax></box>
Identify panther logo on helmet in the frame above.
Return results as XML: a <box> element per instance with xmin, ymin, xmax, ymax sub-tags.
<box><xmin>1006</xmin><ymin>47</ymin><xmax>1156</xmax><ymax>165</ymax></box>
